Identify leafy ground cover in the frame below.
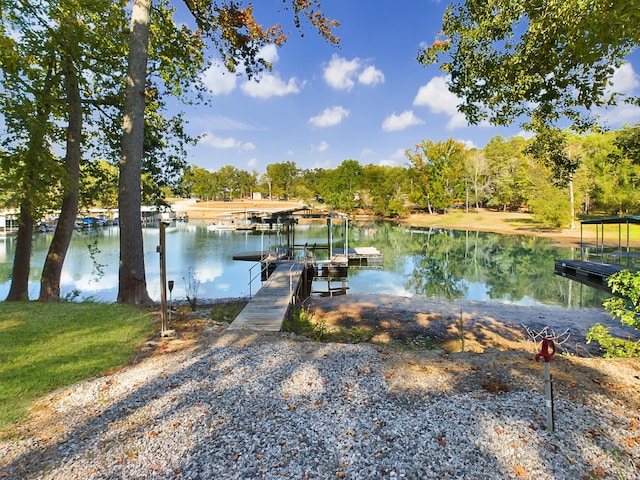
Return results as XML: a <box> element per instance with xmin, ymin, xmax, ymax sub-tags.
<box><xmin>0</xmin><ymin>302</ymin><xmax>153</xmax><ymax>432</ymax></box>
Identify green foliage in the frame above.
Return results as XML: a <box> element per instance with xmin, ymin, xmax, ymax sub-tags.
<box><xmin>284</xmin><ymin>308</ymin><xmax>375</xmax><ymax>343</ymax></box>
<box><xmin>586</xmin><ymin>323</ymin><xmax>640</xmax><ymax>358</ymax></box>
<box><xmin>525</xmin><ymin>127</ymin><xmax>581</xmax><ymax>186</ymax></box>
<box><xmin>323</xmin><ymin>160</ymin><xmax>364</xmax><ymax>211</ymax></box>
<box><xmin>529</xmin><ymin>185</ymin><xmax>572</xmax><ymax>229</ymax></box>
<box><xmin>363</xmin><ymin>164</ymin><xmax>408</xmax><ymax>217</ymax></box>
<box><xmin>283</xmin><ymin>308</ymin><xmax>327</xmax><ymax>341</ymax></box>
<box><xmin>483</xmin><ymin>136</ymin><xmax>530</xmax><ymax>211</ymax></box>
<box><xmin>210</xmin><ymin>299</ymin><xmax>246</xmax><ymax>323</ymax></box>
<box><xmin>588</xmin><ymin>269</ymin><xmax>640</xmax><ymax>358</ymax></box>
<box><xmin>421</xmin><ymin>0</ymin><xmax>640</xmax><ymax>133</ymax></box>
<box><xmin>265</xmin><ymin>161</ymin><xmax>299</xmax><ymax>199</ymax></box>
<box><xmin>604</xmin><ymin>270</ymin><xmax>640</xmax><ymax>329</ymax></box>
<box><xmin>612</xmin><ymin>125</ymin><xmax>640</xmax><ymax>165</ymax></box>
<box><xmin>0</xmin><ymin>302</ymin><xmax>153</xmax><ymax>431</ymax></box>
<box><xmin>406</xmin><ymin>139</ymin><xmax>467</xmax><ymax>213</ymax></box>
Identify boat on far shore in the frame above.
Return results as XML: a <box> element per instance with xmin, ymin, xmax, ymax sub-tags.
<box><xmin>207</xmin><ymin>222</ymin><xmax>237</xmax><ymax>232</ymax></box>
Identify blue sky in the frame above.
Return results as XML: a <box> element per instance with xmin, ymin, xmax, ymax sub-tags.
<box><xmin>171</xmin><ymin>1</ymin><xmax>640</xmax><ymax>174</ymax></box>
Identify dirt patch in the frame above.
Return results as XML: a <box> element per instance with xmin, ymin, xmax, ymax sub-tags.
<box><xmin>302</xmin><ymin>294</ymin><xmax>640</xmax><ymax>410</ymax></box>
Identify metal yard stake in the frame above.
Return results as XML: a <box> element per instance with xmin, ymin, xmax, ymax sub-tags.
<box><xmin>535</xmin><ymin>338</ymin><xmax>556</xmax><ymax>432</ymax></box>
<box><xmin>158</xmin><ymin>222</ymin><xmax>174</xmax><ymax>337</ymax></box>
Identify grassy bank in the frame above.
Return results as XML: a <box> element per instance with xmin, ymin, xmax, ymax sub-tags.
<box><xmin>400</xmin><ymin>209</ymin><xmax>640</xmax><ymax>247</ymax></box>
<box><xmin>0</xmin><ymin>302</ymin><xmax>154</xmax><ymax>433</ymax></box>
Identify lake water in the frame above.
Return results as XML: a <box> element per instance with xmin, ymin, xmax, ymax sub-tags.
<box><xmin>0</xmin><ymin>220</ymin><xmax>608</xmax><ymax>308</ymax></box>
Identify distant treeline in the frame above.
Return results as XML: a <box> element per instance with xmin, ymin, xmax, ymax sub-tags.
<box><xmin>177</xmin><ymin>127</ymin><xmax>640</xmax><ymax>228</ymax></box>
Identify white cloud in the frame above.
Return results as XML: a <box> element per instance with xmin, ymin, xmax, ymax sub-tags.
<box><xmin>358</xmin><ymin>65</ymin><xmax>385</xmax><ymax>86</ymax></box>
<box><xmin>382</xmin><ymin>110</ymin><xmax>424</xmax><ymax>131</ymax></box>
<box><xmin>379</xmin><ymin>148</ymin><xmax>406</xmax><ymax>166</ymax></box>
<box><xmin>324</xmin><ymin>54</ymin><xmax>361</xmax><ymax>91</ymax></box>
<box><xmin>193</xmin><ymin>115</ymin><xmax>253</xmax><ymax>131</ymax></box>
<box><xmin>202</xmin><ymin>61</ymin><xmax>237</xmax><ymax>95</ymax></box>
<box><xmin>309</xmin><ymin>106</ymin><xmax>350</xmax><ymax>127</ymax></box>
<box><xmin>201</xmin><ymin>133</ymin><xmax>254</xmax><ymax>150</ymax></box>
<box><xmin>458</xmin><ymin>139</ymin><xmax>477</xmax><ymax>149</ymax></box>
<box><xmin>413</xmin><ymin>75</ymin><xmax>469</xmax><ymax>129</ymax></box>
<box><xmin>203</xmin><ymin>46</ymin><xmax>298</xmax><ymax>99</ymax></box>
<box><xmin>609</xmin><ymin>62</ymin><xmax>640</xmax><ymax>95</ymax></box>
<box><xmin>312</xmin><ymin>158</ymin><xmax>333</xmax><ymax>169</ymax></box>
<box><xmin>202</xmin><ymin>133</ymin><xmax>238</xmax><ymax>149</ymax></box>
<box><xmin>323</xmin><ymin>54</ymin><xmax>384</xmax><ymax>91</ymax></box>
<box><xmin>360</xmin><ymin>148</ymin><xmax>374</xmax><ymax>157</ymax></box>
<box><xmin>516</xmin><ymin>130</ymin><xmax>536</xmax><ymax>140</ymax></box>
<box><xmin>241</xmin><ymin>73</ymin><xmax>301</xmax><ymax>98</ymax></box>
<box><xmin>247</xmin><ymin>158</ymin><xmax>258</xmax><ymax>168</ymax></box>
<box><xmin>601</xmin><ymin>103</ymin><xmax>640</xmax><ymax>126</ymax></box>
<box><xmin>312</xmin><ymin>141</ymin><xmax>330</xmax><ymax>152</ymax></box>
<box><xmin>597</xmin><ymin>63</ymin><xmax>640</xmax><ymax>126</ymax></box>
<box><xmin>258</xmin><ymin>44</ymin><xmax>279</xmax><ymax>64</ymax></box>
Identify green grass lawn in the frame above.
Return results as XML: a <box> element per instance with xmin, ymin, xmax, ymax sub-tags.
<box><xmin>0</xmin><ymin>302</ymin><xmax>154</xmax><ymax>433</ymax></box>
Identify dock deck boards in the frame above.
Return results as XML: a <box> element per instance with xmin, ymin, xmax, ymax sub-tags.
<box><xmin>554</xmin><ymin>259</ymin><xmax>632</xmax><ymax>292</ymax></box>
<box><xmin>228</xmin><ymin>262</ymin><xmax>305</xmax><ymax>331</ymax></box>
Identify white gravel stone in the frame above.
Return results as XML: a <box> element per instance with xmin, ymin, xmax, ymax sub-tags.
<box><xmin>1</xmin><ymin>332</ymin><xmax>638</xmax><ymax>479</ymax></box>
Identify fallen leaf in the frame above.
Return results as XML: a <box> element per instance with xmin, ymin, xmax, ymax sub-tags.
<box><xmin>513</xmin><ymin>464</ymin><xmax>527</xmax><ymax>477</ymax></box>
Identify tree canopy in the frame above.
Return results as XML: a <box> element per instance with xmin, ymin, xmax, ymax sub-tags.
<box><xmin>420</xmin><ymin>0</ymin><xmax>640</xmax><ymax>132</ymax></box>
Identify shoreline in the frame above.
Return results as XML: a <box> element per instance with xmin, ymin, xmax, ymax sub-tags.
<box><xmin>179</xmin><ymin>200</ymin><xmax>639</xmax><ymax>248</ymax></box>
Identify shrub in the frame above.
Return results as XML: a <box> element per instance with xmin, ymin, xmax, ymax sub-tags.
<box><xmin>586</xmin><ymin>323</ymin><xmax>640</xmax><ymax>358</ymax></box>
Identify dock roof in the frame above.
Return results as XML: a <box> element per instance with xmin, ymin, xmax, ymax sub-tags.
<box><xmin>581</xmin><ymin>216</ymin><xmax>640</xmax><ymax>225</ymax></box>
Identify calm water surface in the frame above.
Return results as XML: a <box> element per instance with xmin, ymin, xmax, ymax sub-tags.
<box><xmin>0</xmin><ymin>221</ymin><xmax>607</xmax><ymax>308</ymax></box>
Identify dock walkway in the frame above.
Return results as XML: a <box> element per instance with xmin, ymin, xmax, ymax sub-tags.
<box><xmin>227</xmin><ymin>262</ymin><xmax>305</xmax><ymax>331</ymax></box>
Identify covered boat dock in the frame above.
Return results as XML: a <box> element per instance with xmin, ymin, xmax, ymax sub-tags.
<box><xmin>555</xmin><ymin>216</ymin><xmax>640</xmax><ymax>292</ymax></box>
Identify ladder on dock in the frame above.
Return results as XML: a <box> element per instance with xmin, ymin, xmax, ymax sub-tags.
<box><xmin>228</xmin><ymin>262</ymin><xmax>305</xmax><ymax>331</ymax></box>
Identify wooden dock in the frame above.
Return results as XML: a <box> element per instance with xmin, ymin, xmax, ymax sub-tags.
<box><xmin>554</xmin><ymin>259</ymin><xmax>630</xmax><ymax>292</ymax></box>
<box><xmin>227</xmin><ymin>262</ymin><xmax>305</xmax><ymax>331</ymax></box>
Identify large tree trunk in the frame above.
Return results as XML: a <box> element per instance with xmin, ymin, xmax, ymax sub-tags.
<box><xmin>40</xmin><ymin>45</ymin><xmax>82</xmax><ymax>302</ymax></box>
<box><xmin>5</xmin><ymin>202</ymin><xmax>34</xmax><ymax>301</ymax></box>
<box><xmin>117</xmin><ymin>0</ymin><xmax>152</xmax><ymax>304</ymax></box>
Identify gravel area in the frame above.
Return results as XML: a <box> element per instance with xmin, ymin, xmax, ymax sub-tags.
<box><xmin>1</xmin><ymin>329</ymin><xmax>639</xmax><ymax>479</ymax></box>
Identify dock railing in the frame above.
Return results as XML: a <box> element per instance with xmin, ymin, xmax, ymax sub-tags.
<box><xmin>247</xmin><ymin>253</ymin><xmax>277</xmax><ymax>298</ymax></box>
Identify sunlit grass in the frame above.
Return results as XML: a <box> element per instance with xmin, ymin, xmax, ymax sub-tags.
<box><xmin>0</xmin><ymin>302</ymin><xmax>153</xmax><ymax>433</ymax></box>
